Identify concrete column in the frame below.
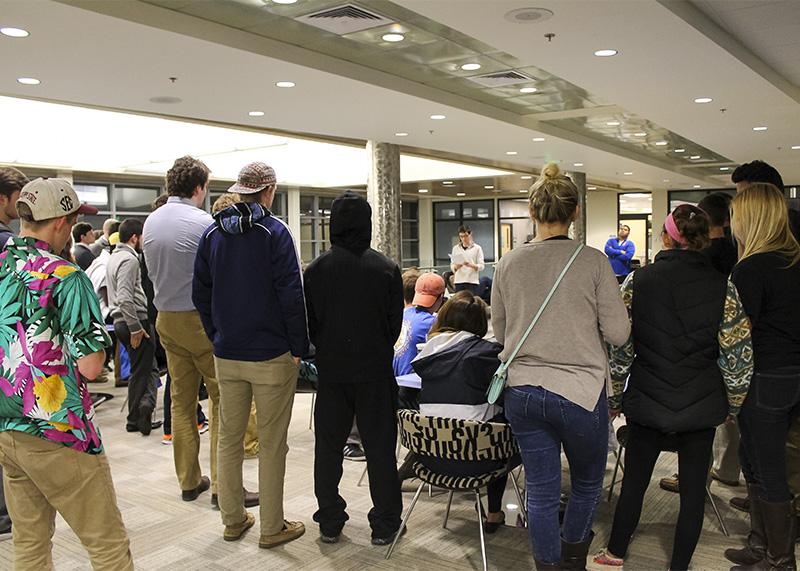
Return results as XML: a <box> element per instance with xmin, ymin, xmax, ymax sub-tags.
<box><xmin>366</xmin><ymin>141</ymin><xmax>401</xmax><ymax>263</ymax></box>
<box><xmin>418</xmin><ymin>197</ymin><xmax>433</xmax><ymax>269</ymax></box>
<box><xmin>570</xmin><ymin>170</ymin><xmax>587</xmax><ymax>245</ymax></box>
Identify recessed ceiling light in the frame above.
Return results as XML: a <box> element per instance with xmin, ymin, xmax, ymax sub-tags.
<box><xmin>521</xmin><ymin>175</ymin><xmax>532</xmax><ymax>179</ymax></box>
<box><xmin>456</xmin><ymin>192</ymin><xmax>466</xmax><ymax>197</ymax></box>
<box><xmin>573</xmin><ymin>163</ymin><xmax>584</xmax><ymax>167</ymax></box>
<box><xmin>634</xmin><ymin>132</ymin><xmax>647</xmax><ymax>137</ymax></box>
<box><xmin>694</xmin><ymin>97</ymin><xmax>713</xmax><ymax>104</ymax></box>
<box><xmin>418</xmin><ymin>188</ymin><xmax>429</xmax><ymax>193</ymax></box>
<box><xmin>275</xmin><ymin>81</ymin><xmax>295</xmax><ymax>88</ymax></box>
<box><xmin>655</xmin><ymin>141</ymin><xmax>668</xmax><ymax>146</ymax></box>
<box><xmin>519</xmin><ymin>87</ymin><xmax>538</xmax><ymax>94</ymax></box>
<box><xmin>693</xmin><ymin>184</ymin><xmax>702</xmax><ymax>188</ymax></box>
<box><xmin>17</xmin><ymin>77</ymin><xmax>40</xmax><ymax>85</ymax></box>
<box><xmin>690</xmin><ymin>155</ymin><xmax>701</xmax><ymax>159</ymax></box>
<box><xmin>594</xmin><ymin>49</ymin><xmax>618</xmax><ymax>57</ymax></box>
<box><xmin>484</xmin><ymin>185</ymin><xmax>494</xmax><ymax>189</ymax></box>
<box><xmin>720</xmin><ymin>167</ymin><xmax>730</xmax><ymax>171</ymax></box>
<box><xmin>532</xmin><ymin>137</ymin><xmax>545</xmax><ymax>142</ymax></box>
<box><xmin>519</xmin><ymin>189</ymin><xmax>528</xmax><ymax>193</ymax></box>
<box><xmin>792</xmin><ymin>145</ymin><xmax>800</xmax><ymax>150</ymax></box>
<box><xmin>442</xmin><ymin>181</ymin><xmax>453</xmax><ymax>185</ymax></box>
<box><xmin>248</xmin><ymin>111</ymin><xmax>264</xmax><ymax>117</ymax></box>
<box><xmin>606</xmin><ymin>121</ymin><xmax>621</xmax><ymax>126</ymax></box>
<box><xmin>506</xmin><ymin>151</ymin><xmax>518</xmax><ymax>155</ymax></box>
<box><xmin>430</xmin><ymin>114</ymin><xmax>446</xmax><ymax>120</ymax></box>
<box><xmin>382</xmin><ymin>33</ymin><xmax>405</xmax><ymax>43</ymax></box>
<box><xmin>460</xmin><ymin>63</ymin><xmax>481</xmax><ymax>71</ymax></box>
<box><xmin>674</xmin><ymin>149</ymin><xmax>685</xmax><ymax>153</ymax></box>
<box><xmin>149</xmin><ymin>96</ymin><xmax>182</xmax><ymax>104</ymax></box>
<box><xmin>753</xmin><ymin>126</ymin><xmax>768</xmax><ymax>131</ymax></box>
<box><xmin>587</xmin><ymin>186</ymin><xmax>597</xmax><ymax>190</ymax></box>
<box><xmin>394</xmin><ymin>132</ymin><xmax>408</xmax><ymax>137</ymax></box>
<box><xmin>272</xmin><ymin>0</ymin><xmax>298</xmax><ymax>4</ymax></box>
<box><xmin>1</xmin><ymin>27</ymin><xmax>29</xmax><ymax>38</ymax></box>
<box><xmin>623</xmin><ymin>172</ymin><xmax>633</xmax><ymax>175</ymax></box>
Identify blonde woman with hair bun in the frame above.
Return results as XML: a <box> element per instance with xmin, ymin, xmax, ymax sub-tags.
<box><xmin>491</xmin><ymin>163</ymin><xmax>630</xmax><ymax>570</ymax></box>
<box><xmin>723</xmin><ymin>182</ymin><xmax>800</xmax><ymax>570</ymax></box>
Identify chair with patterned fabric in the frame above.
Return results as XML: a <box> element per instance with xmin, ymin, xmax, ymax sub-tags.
<box><xmin>386</xmin><ymin>410</ymin><xmax>524</xmax><ymax>571</ymax></box>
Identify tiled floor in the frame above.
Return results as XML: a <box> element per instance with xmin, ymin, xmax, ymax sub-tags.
<box><xmin>0</xmin><ymin>379</ymin><xmax>760</xmax><ymax>570</ymax></box>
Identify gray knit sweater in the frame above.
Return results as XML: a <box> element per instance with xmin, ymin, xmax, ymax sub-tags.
<box><xmin>491</xmin><ymin>238</ymin><xmax>630</xmax><ymax>411</ymax></box>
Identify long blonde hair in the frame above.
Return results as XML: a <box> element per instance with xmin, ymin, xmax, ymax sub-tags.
<box><xmin>528</xmin><ymin>162</ymin><xmax>579</xmax><ymax>224</ymax></box>
<box><xmin>731</xmin><ymin>182</ymin><xmax>800</xmax><ymax>266</ymax></box>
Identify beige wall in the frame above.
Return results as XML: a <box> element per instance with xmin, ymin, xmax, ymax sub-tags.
<box><xmin>586</xmin><ymin>190</ymin><xmax>618</xmax><ymax>254</ymax></box>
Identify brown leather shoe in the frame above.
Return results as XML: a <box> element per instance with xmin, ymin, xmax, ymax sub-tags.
<box><xmin>224</xmin><ymin>512</ymin><xmax>255</xmax><ymax>542</ymax></box>
<box><xmin>659</xmin><ymin>473</ymin><xmax>679</xmax><ymax>494</ymax></box>
<box><xmin>211</xmin><ymin>488</ymin><xmax>259</xmax><ymax>509</ymax></box>
<box><xmin>730</xmin><ymin>496</ymin><xmax>751</xmax><ymax>513</ymax></box>
<box><xmin>259</xmin><ymin>520</ymin><xmax>305</xmax><ymax>548</ymax></box>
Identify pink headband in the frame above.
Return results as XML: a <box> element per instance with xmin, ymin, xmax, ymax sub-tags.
<box><xmin>664</xmin><ymin>212</ymin><xmax>687</xmax><ymax>246</ymax></box>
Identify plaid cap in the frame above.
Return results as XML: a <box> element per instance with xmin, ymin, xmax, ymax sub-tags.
<box><xmin>228</xmin><ymin>162</ymin><xmax>277</xmax><ymax>195</ymax></box>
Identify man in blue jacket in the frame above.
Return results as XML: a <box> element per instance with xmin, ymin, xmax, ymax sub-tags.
<box><xmin>193</xmin><ymin>162</ymin><xmax>308</xmax><ymax>549</ymax></box>
<box><xmin>605</xmin><ymin>225</ymin><xmax>636</xmax><ymax>282</ymax></box>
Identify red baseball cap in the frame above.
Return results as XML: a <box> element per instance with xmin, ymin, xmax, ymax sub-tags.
<box><xmin>413</xmin><ymin>273</ymin><xmax>446</xmax><ymax>308</ymax></box>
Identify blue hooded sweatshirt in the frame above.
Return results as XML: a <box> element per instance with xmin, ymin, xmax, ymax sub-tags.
<box><xmin>192</xmin><ymin>201</ymin><xmax>308</xmax><ymax>361</ymax></box>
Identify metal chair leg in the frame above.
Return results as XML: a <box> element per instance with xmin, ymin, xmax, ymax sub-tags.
<box><xmin>309</xmin><ymin>392</ymin><xmax>316</xmax><ymax>431</ymax></box>
<box><xmin>442</xmin><ymin>490</ymin><xmax>455</xmax><ymax>529</ymax></box>
<box><xmin>357</xmin><ymin>464</ymin><xmax>368</xmax><ymax>487</ymax></box>
<box><xmin>608</xmin><ymin>444</ymin><xmax>624</xmax><ymax>502</ymax></box>
<box><xmin>706</xmin><ymin>486</ymin><xmax>729</xmax><ymax>537</ymax></box>
<box><xmin>386</xmin><ymin>481</ymin><xmax>425</xmax><ymax>559</ymax></box>
<box><xmin>475</xmin><ymin>489</ymin><xmax>488</xmax><ymax>571</ymax></box>
<box><xmin>428</xmin><ymin>483</ymin><xmax>432</xmax><ymax>498</ymax></box>
<box><xmin>510</xmin><ymin>471</ymin><xmax>527</xmax><ymax>527</ymax></box>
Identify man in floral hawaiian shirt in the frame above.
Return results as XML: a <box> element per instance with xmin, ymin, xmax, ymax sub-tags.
<box><xmin>0</xmin><ymin>178</ymin><xmax>133</xmax><ymax>570</ymax></box>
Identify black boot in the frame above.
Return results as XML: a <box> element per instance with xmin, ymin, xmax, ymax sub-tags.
<box><xmin>762</xmin><ymin>499</ymin><xmax>797</xmax><ymax>570</ymax></box>
<box><xmin>534</xmin><ymin>561</ymin><xmax>560</xmax><ymax>570</ymax></box>
<box><xmin>561</xmin><ymin>531</ymin><xmax>594</xmax><ymax>571</ymax></box>
<box><xmin>726</xmin><ymin>484</ymin><xmax>767</xmax><ymax>566</ymax></box>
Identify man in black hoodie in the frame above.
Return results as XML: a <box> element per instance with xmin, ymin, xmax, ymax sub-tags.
<box><xmin>304</xmin><ymin>191</ymin><xmax>404</xmax><ymax>545</ymax></box>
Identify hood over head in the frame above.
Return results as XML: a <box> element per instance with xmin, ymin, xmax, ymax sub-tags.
<box><xmin>330</xmin><ymin>191</ymin><xmax>371</xmax><ymax>254</ymax></box>
<box><xmin>214</xmin><ymin>201</ymin><xmax>270</xmax><ymax>235</ymax></box>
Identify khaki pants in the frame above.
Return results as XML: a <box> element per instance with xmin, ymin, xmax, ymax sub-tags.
<box><xmin>156</xmin><ymin>311</ymin><xmax>220</xmax><ymax>494</ymax></box>
<box><xmin>0</xmin><ymin>431</ymin><xmax>133</xmax><ymax>571</ymax></box>
<box><xmin>244</xmin><ymin>399</ymin><xmax>259</xmax><ymax>457</ymax></box>
<box><xmin>215</xmin><ymin>353</ymin><xmax>298</xmax><ymax>536</ymax></box>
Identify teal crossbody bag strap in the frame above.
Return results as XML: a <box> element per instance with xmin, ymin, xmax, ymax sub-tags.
<box><xmin>487</xmin><ymin>243</ymin><xmax>584</xmax><ymax>404</ymax></box>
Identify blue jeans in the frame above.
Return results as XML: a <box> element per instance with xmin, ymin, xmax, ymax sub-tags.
<box><xmin>505</xmin><ymin>385</ymin><xmax>608</xmax><ymax>564</ymax></box>
<box><xmin>739</xmin><ymin>368</ymin><xmax>800</xmax><ymax>502</ymax></box>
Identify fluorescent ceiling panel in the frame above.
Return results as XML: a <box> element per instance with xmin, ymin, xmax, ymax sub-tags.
<box><xmin>0</xmin><ymin>96</ymin><xmax>509</xmax><ymax>187</ymax></box>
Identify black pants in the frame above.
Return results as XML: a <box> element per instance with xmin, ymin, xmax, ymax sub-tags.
<box><xmin>114</xmin><ymin>320</ymin><xmax>159</xmax><ymax>429</ymax></box>
<box><xmin>739</xmin><ymin>368</ymin><xmax>800</xmax><ymax>503</ymax></box>
<box><xmin>313</xmin><ymin>379</ymin><xmax>402</xmax><ymax>539</ymax></box>
<box><xmin>455</xmin><ymin>282</ymin><xmax>481</xmax><ymax>295</ymax></box>
<box><xmin>162</xmin><ymin>375</ymin><xmax>206</xmax><ymax>436</ymax></box>
<box><xmin>607</xmin><ymin>423</ymin><xmax>715</xmax><ymax>571</ymax></box>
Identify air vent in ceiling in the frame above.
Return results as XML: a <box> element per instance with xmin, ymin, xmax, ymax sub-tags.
<box><xmin>467</xmin><ymin>70</ymin><xmax>537</xmax><ymax>88</ymax></box>
<box><xmin>295</xmin><ymin>4</ymin><xmax>393</xmax><ymax>35</ymax></box>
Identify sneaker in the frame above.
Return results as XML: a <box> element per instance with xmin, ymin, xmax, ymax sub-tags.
<box><xmin>371</xmin><ymin>526</ymin><xmax>406</xmax><ymax>546</ymax></box>
<box><xmin>181</xmin><ymin>476</ymin><xmax>211</xmax><ymax>502</ymax></box>
<box><xmin>224</xmin><ymin>512</ymin><xmax>255</xmax><ymax>542</ymax></box>
<box><xmin>198</xmin><ymin>422</ymin><xmax>209</xmax><ymax>435</ymax></box>
<box><xmin>343</xmin><ymin>443</ymin><xmax>365</xmax><ymax>462</ymax></box>
<box><xmin>162</xmin><ymin>434</ymin><xmax>173</xmax><ymax>445</ymax></box>
<box><xmin>259</xmin><ymin>520</ymin><xmax>305</xmax><ymax>549</ymax></box>
<box><xmin>659</xmin><ymin>473</ymin><xmax>679</xmax><ymax>494</ymax></box>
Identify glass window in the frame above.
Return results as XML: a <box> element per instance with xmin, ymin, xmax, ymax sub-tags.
<box><xmin>434</xmin><ymin>202</ymin><xmax>460</xmax><ymax>220</ymax></box>
<box><xmin>74</xmin><ymin>184</ymin><xmax>109</xmax><ymax>209</ymax></box>
<box><xmin>271</xmin><ymin>192</ymin><xmax>287</xmax><ymax>219</ymax></box>
<box><xmin>115</xmin><ymin>186</ymin><xmax>160</xmax><ymax>212</ymax></box>
<box><xmin>435</xmin><ymin>220</ymin><xmax>461</xmax><ymax>263</ymax></box>
<box><xmin>463</xmin><ymin>200</ymin><xmax>493</xmax><ymax>220</ymax></box>
<box><xmin>300</xmin><ymin>195</ymin><xmax>315</xmax><ymax>217</ymax></box>
<box><xmin>77</xmin><ymin>214</ymin><xmax>110</xmax><ymax>232</ymax></box>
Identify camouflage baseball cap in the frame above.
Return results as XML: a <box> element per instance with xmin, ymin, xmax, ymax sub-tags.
<box><xmin>227</xmin><ymin>162</ymin><xmax>277</xmax><ymax>195</ymax></box>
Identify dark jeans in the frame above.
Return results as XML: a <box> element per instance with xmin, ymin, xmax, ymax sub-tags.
<box><xmin>455</xmin><ymin>282</ymin><xmax>481</xmax><ymax>295</ymax></box>
<box><xmin>313</xmin><ymin>379</ymin><xmax>402</xmax><ymax>539</ymax></box>
<box><xmin>114</xmin><ymin>320</ymin><xmax>158</xmax><ymax>429</ymax></box>
<box><xmin>163</xmin><ymin>375</ymin><xmax>207</xmax><ymax>436</ymax></box>
<box><xmin>607</xmin><ymin>423</ymin><xmax>715</xmax><ymax>571</ymax></box>
<box><xmin>504</xmin><ymin>385</ymin><xmax>608</xmax><ymax>565</ymax></box>
<box><xmin>739</xmin><ymin>368</ymin><xmax>800</xmax><ymax>502</ymax></box>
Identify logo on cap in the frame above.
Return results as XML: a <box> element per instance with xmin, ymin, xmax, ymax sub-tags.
<box><xmin>60</xmin><ymin>196</ymin><xmax>74</xmax><ymax>212</ymax></box>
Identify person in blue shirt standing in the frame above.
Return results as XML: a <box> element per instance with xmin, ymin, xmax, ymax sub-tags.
<box><xmin>605</xmin><ymin>225</ymin><xmax>636</xmax><ymax>283</ymax></box>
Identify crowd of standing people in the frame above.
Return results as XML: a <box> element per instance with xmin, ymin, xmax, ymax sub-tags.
<box><xmin>0</xmin><ymin>155</ymin><xmax>797</xmax><ymax>571</ymax></box>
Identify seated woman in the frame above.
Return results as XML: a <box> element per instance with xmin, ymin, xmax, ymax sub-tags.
<box><xmin>593</xmin><ymin>205</ymin><xmax>754</xmax><ymax>571</ymax></box>
<box><xmin>410</xmin><ymin>290</ymin><xmax>512</xmax><ymax>533</ymax></box>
